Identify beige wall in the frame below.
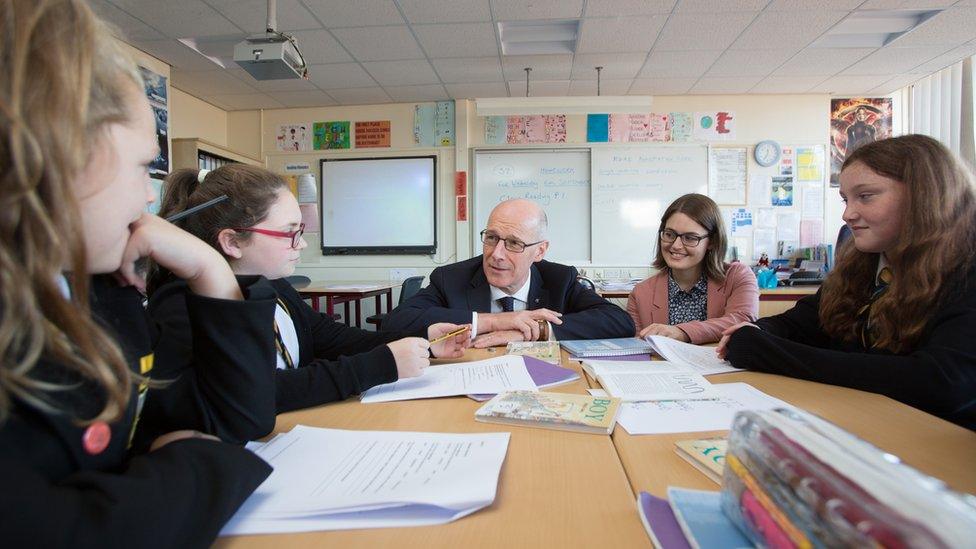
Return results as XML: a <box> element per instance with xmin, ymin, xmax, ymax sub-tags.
<box><xmin>170</xmin><ymin>89</ymin><xmax>227</xmax><ymax>145</ymax></box>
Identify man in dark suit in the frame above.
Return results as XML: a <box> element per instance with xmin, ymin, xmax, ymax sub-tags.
<box><xmin>384</xmin><ymin>199</ymin><xmax>634</xmax><ymax>346</ymax></box>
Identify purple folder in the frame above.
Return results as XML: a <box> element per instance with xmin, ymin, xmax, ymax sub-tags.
<box><xmin>467</xmin><ymin>355</ymin><xmax>580</xmax><ymax>402</ymax></box>
<box><xmin>638</xmin><ymin>492</ymin><xmax>693</xmax><ymax>549</ymax></box>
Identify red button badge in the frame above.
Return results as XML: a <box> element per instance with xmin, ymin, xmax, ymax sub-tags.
<box><xmin>82</xmin><ymin>421</ymin><xmax>111</xmax><ymax>455</ymax></box>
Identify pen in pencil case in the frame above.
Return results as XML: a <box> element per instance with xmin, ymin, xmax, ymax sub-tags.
<box><xmin>165</xmin><ymin>194</ymin><xmax>229</xmax><ymax>223</ymax></box>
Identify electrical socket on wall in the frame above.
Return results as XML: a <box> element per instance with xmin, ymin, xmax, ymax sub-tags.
<box><xmin>390</xmin><ymin>268</ymin><xmax>418</xmax><ymax>283</ymax></box>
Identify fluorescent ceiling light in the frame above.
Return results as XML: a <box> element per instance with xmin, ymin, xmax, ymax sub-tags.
<box><xmin>475</xmin><ymin>96</ymin><xmax>653</xmax><ymax>116</ymax></box>
<box><xmin>177</xmin><ymin>35</ymin><xmax>244</xmax><ymax>68</ymax></box>
<box><xmin>812</xmin><ymin>9</ymin><xmax>942</xmax><ymax>48</ymax></box>
<box><xmin>498</xmin><ymin>20</ymin><xmax>579</xmax><ymax>55</ymax></box>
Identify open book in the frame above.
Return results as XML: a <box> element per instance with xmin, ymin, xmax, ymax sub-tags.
<box><xmin>644</xmin><ymin>335</ymin><xmax>742</xmax><ymax>375</ymax></box>
<box><xmin>582</xmin><ymin>360</ymin><xmax>719</xmax><ymax>402</ymax></box>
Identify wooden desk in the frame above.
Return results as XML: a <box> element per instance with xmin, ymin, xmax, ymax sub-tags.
<box><xmin>217</xmin><ymin>350</ymin><xmax>650</xmax><ymax>548</ymax></box>
<box><xmin>298</xmin><ymin>281</ymin><xmax>398</xmax><ymax>327</ymax></box>
<box><xmin>758</xmin><ymin>285</ymin><xmax>819</xmax><ymax>317</ymax></box>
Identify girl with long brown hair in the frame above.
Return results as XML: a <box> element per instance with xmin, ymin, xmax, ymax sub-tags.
<box><xmin>627</xmin><ymin>193</ymin><xmax>758</xmax><ymax>343</ymax></box>
<box><xmin>0</xmin><ymin>1</ymin><xmax>276</xmax><ymax>544</ymax></box>
<box><xmin>718</xmin><ymin>135</ymin><xmax>976</xmax><ymax>430</ymax></box>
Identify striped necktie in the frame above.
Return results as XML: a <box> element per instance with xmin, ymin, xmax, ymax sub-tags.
<box><xmin>858</xmin><ymin>266</ymin><xmax>893</xmax><ymax>347</ymax></box>
<box><xmin>498</xmin><ymin>296</ymin><xmax>515</xmax><ymax>312</ymax></box>
<box><xmin>274</xmin><ymin>298</ymin><xmax>296</xmax><ymax>369</ymax></box>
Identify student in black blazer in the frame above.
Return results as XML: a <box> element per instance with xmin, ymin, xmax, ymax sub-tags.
<box><xmin>0</xmin><ymin>2</ymin><xmax>271</xmax><ymax>545</ymax></box>
<box><xmin>718</xmin><ymin>135</ymin><xmax>976</xmax><ymax>430</ymax></box>
<box><xmin>146</xmin><ymin>165</ymin><xmax>469</xmax><ymax>418</ymax></box>
<box><xmin>383</xmin><ymin>199</ymin><xmax>635</xmax><ymax>346</ymax></box>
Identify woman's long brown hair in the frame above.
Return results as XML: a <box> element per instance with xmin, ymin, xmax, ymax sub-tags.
<box><xmin>819</xmin><ymin>135</ymin><xmax>976</xmax><ymax>353</ymax></box>
<box><xmin>0</xmin><ymin>0</ymin><xmax>143</xmax><ymax>423</ymax></box>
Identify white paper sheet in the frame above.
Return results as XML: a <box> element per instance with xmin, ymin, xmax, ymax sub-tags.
<box><xmin>597</xmin><ymin>371</ymin><xmax>718</xmax><ymax>402</ymax></box>
<box><xmin>361</xmin><ymin>355</ymin><xmax>537</xmax><ymax>403</ymax></box>
<box><xmin>582</xmin><ymin>359</ymin><xmax>688</xmax><ymax>377</ymax></box>
<box><xmin>221</xmin><ymin>426</ymin><xmax>511</xmax><ymax>535</ymax></box>
<box><xmin>748</xmin><ymin>175</ymin><xmax>771</xmax><ymax>207</ymax></box>
<box><xmin>616</xmin><ymin>383</ymin><xmax>791</xmax><ymax>435</ymax></box>
<box><xmin>644</xmin><ymin>336</ymin><xmax>742</xmax><ymax>375</ymax></box>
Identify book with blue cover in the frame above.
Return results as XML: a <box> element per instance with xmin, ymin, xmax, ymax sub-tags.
<box><xmin>667</xmin><ymin>488</ymin><xmax>753</xmax><ymax>549</ymax></box>
<box><xmin>559</xmin><ymin>337</ymin><xmax>656</xmax><ymax>358</ymax></box>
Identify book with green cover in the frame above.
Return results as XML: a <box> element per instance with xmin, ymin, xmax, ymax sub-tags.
<box><xmin>506</xmin><ymin>341</ymin><xmax>561</xmax><ymax>365</ymax></box>
<box><xmin>674</xmin><ymin>437</ymin><xmax>727</xmax><ymax>484</ymax></box>
<box><xmin>474</xmin><ymin>390</ymin><xmax>621</xmax><ymax>435</ymax></box>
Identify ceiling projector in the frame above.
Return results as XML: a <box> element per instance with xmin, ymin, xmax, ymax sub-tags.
<box><xmin>234</xmin><ymin>33</ymin><xmax>308</xmax><ymax>81</ymax></box>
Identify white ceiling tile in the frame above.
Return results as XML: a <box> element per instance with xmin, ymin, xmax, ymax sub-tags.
<box><xmin>432</xmin><ymin>58</ymin><xmax>504</xmax><ymax>83</ymax></box>
<box><xmin>583</xmin><ymin>0</ymin><xmax>676</xmax><ymax>16</ymax></box>
<box><xmin>491</xmin><ymin>0</ymin><xmax>584</xmax><ymax>20</ymax></box>
<box><xmin>750</xmin><ymin>75</ymin><xmax>829</xmax><ymax>93</ymax></box>
<box><xmin>414</xmin><ymin>23</ymin><xmax>498</xmax><ymax>58</ymax></box>
<box><xmin>858</xmin><ymin>0</ymin><xmax>956</xmax><ymax>9</ymax></box>
<box><xmin>271</xmin><ymin>90</ymin><xmax>338</xmax><ymax>107</ymax></box>
<box><xmin>301</xmin><ymin>0</ymin><xmax>404</xmax><ymax>27</ymax></box>
<box><xmin>287</xmin><ymin>29</ymin><xmax>353</xmax><ymax>63</ymax></box>
<box><xmin>707</xmin><ymin>49</ymin><xmax>795</xmax><ymax>77</ymax></box>
<box><xmin>399</xmin><ymin>0</ymin><xmax>491</xmax><ymax>23</ymax></box>
<box><xmin>568</xmin><ymin>79</ymin><xmax>634</xmax><ymax>95</ymax></box>
<box><xmin>507</xmin><ymin>80</ymin><xmax>571</xmax><ymax>96</ymax></box>
<box><xmin>639</xmin><ymin>50</ymin><xmax>722</xmax><ymax>78</ymax></box>
<box><xmin>731</xmin><ymin>11</ymin><xmax>848</xmax><ymax>50</ymax></box>
<box><xmin>773</xmin><ymin>47</ymin><xmax>875</xmax><ymax>76</ymax></box>
<box><xmin>446</xmin><ymin>82</ymin><xmax>510</xmax><ymax>98</ymax></box>
<box><xmin>690</xmin><ymin>76</ymin><xmax>763</xmax><ymax>94</ymax></box>
<box><xmin>841</xmin><ymin>46</ymin><xmax>951</xmax><ymax>75</ymax></box>
<box><xmin>656</xmin><ymin>12</ymin><xmax>757</xmax><ymax>51</ymax></box>
<box><xmin>909</xmin><ymin>42</ymin><xmax>976</xmax><ymax>74</ymax></box>
<box><xmin>307</xmin><ymin>63</ymin><xmax>379</xmax><ymax>89</ymax></box>
<box><xmin>206</xmin><ymin>92</ymin><xmax>284</xmax><ymax>110</ymax></box>
<box><xmin>384</xmin><ymin>84</ymin><xmax>450</xmax><ymax>102</ymax></box>
<box><xmin>888</xmin><ymin>7</ymin><xmax>976</xmax><ymax>48</ymax></box>
<box><xmin>502</xmin><ymin>55</ymin><xmax>573</xmax><ymax>80</ymax></box>
<box><xmin>868</xmin><ymin>74</ymin><xmax>924</xmax><ymax>95</ymax></box>
<box><xmin>629</xmin><ymin>78</ymin><xmax>696</xmax><ymax>94</ymax></box>
<box><xmin>807</xmin><ymin>74</ymin><xmax>891</xmax><ymax>94</ymax></box>
<box><xmin>362</xmin><ymin>60</ymin><xmax>440</xmax><ymax>85</ymax></box>
<box><xmin>331</xmin><ymin>26</ymin><xmax>424</xmax><ymax>60</ymax></box>
<box><xmin>673</xmin><ymin>0</ymin><xmax>767</xmax><ymax>11</ymax></box>
<box><xmin>326</xmin><ymin>87</ymin><xmax>393</xmax><ymax>104</ymax></box>
<box><xmin>109</xmin><ymin>0</ymin><xmax>240</xmax><ymax>37</ymax></box>
<box><xmin>90</xmin><ymin>0</ymin><xmax>166</xmax><ymax>40</ymax></box>
<box><xmin>135</xmin><ymin>40</ymin><xmax>228</xmax><ymax>71</ymax></box>
<box><xmin>571</xmin><ymin>53</ymin><xmax>648</xmax><ymax>79</ymax></box>
<box><xmin>206</xmin><ymin>0</ymin><xmax>321</xmax><ymax>33</ymax></box>
<box><xmin>226</xmin><ymin>68</ymin><xmax>318</xmax><ymax>91</ymax></box>
<box><xmin>577</xmin><ymin>16</ymin><xmax>668</xmax><ymax>53</ymax></box>
<box><xmin>172</xmin><ymin>69</ymin><xmax>258</xmax><ymax>95</ymax></box>
<box><xmin>765</xmin><ymin>0</ymin><xmax>862</xmax><ymax>9</ymax></box>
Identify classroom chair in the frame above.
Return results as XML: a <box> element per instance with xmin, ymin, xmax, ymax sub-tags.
<box><xmin>366</xmin><ymin>276</ymin><xmax>424</xmax><ymax>330</ymax></box>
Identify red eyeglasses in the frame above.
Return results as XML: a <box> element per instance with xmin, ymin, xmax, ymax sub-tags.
<box><xmin>233</xmin><ymin>223</ymin><xmax>305</xmax><ymax>248</ymax></box>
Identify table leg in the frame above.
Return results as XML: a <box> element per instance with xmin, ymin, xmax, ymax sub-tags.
<box><xmin>310</xmin><ymin>295</ymin><xmax>320</xmax><ymax>312</ymax></box>
<box><xmin>354</xmin><ymin>299</ymin><xmax>362</xmax><ymax>328</ymax></box>
<box><xmin>343</xmin><ymin>302</ymin><xmax>351</xmax><ymax>326</ymax></box>
<box><xmin>374</xmin><ymin>295</ymin><xmax>382</xmax><ymax>315</ymax></box>
<box><xmin>326</xmin><ymin>297</ymin><xmax>335</xmax><ymax>319</ymax></box>
<box><xmin>386</xmin><ymin>290</ymin><xmax>393</xmax><ymax>313</ymax></box>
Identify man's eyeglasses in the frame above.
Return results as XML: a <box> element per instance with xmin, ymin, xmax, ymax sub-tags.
<box><xmin>480</xmin><ymin>230</ymin><xmax>545</xmax><ymax>253</ymax></box>
<box><xmin>659</xmin><ymin>228</ymin><xmax>709</xmax><ymax>247</ymax></box>
<box><xmin>233</xmin><ymin>223</ymin><xmax>305</xmax><ymax>249</ymax></box>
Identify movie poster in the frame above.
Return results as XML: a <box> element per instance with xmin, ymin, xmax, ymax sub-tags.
<box><xmin>829</xmin><ymin>98</ymin><xmax>892</xmax><ymax>187</ymax></box>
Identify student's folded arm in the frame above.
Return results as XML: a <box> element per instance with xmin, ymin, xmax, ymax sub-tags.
<box><xmin>553</xmin><ymin>282</ymin><xmax>635</xmax><ymax>340</ymax></box>
<box><xmin>0</xmin><ymin>439</ymin><xmax>270</xmax><ymax>548</ymax></box>
<box><xmin>382</xmin><ymin>270</ymin><xmax>472</xmax><ymax>332</ymax></box>
<box><xmin>274</xmin><ymin>346</ymin><xmax>397</xmax><ymax>413</ymax></box>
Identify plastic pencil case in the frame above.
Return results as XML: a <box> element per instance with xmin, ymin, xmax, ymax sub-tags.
<box><xmin>720</xmin><ymin>408</ymin><xmax>976</xmax><ymax>548</ymax></box>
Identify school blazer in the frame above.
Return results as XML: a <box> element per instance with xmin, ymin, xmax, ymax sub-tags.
<box><xmin>626</xmin><ymin>261</ymin><xmax>759</xmax><ymax>344</ymax></box>
<box><xmin>383</xmin><ymin>255</ymin><xmax>635</xmax><ymax>340</ymax></box>
<box><xmin>0</xmin><ymin>275</ymin><xmax>271</xmax><ymax>548</ymax></box>
<box><xmin>149</xmin><ymin>277</ymin><xmax>406</xmax><ymax>417</ymax></box>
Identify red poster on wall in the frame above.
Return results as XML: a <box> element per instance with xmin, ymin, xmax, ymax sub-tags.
<box><xmin>454</xmin><ymin>171</ymin><xmax>467</xmax><ymax>196</ymax></box>
<box><xmin>354</xmin><ymin>120</ymin><xmax>391</xmax><ymax>148</ymax></box>
<box><xmin>456</xmin><ymin>196</ymin><xmax>467</xmax><ymax>221</ymax></box>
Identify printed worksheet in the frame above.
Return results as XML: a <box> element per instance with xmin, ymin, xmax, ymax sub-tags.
<box><xmin>361</xmin><ymin>355</ymin><xmax>536</xmax><ymax>403</ymax></box>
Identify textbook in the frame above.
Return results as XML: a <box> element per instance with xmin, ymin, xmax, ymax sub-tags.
<box><xmin>667</xmin><ymin>487</ymin><xmax>753</xmax><ymax>549</ymax></box>
<box><xmin>474</xmin><ymin>390</ymin><xmax>621</xmax><ymax>435</ymax></box>
<box><xmin>637</xmin><ymin>491</ymin><xmax>692</xmax><ymax>549</ymax></box>
<box><xmin>674</xmin><ymin>437</ymin><xmax>727</xmax><ymax>484</ymax></box>
<box><xmin>560</xmin><ymin>337</ymin><xmax>656</xmax><ymax>358</ymax></box>
<box><xmin>506</xmin><ymin>340</ymin><xmax>561</xmax><ymax>365</ymax></box>
<box><xmin>581</xmin><ymin>360</ymin><xmax>719</xmax><ymax>402</ymax></box>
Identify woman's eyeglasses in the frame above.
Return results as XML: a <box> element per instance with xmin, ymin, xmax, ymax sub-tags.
<box><xmin>659</xmin><ymin>228</ymin><xmax>709</xmax><ymax>247</ymax></box>
<box><xmin>233</xmin><ymin>223</ymin><xmax>305</xmax><ymax>248</ymax></box>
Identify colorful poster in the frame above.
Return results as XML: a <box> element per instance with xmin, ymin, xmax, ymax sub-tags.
<box><xmin>413</xmin><ymin>101</ymin><xmax>455</xmax><ymax>146</ymax></box>
<box><xmin>454</xmin><ymin>171</ymin><xmax>467</xmax><ymax>196</ymax></box>
<box><xmin>669</xmin><ymin>112</ymin><xmax>693</xmax><ymax>142</ymax></box>
<box><xmin>608</xmin><ymin>114</ymin><xmax>669</xmax><ymax>142</ymax></box>
<box><xmin>796</xmin><ymin>146</ymin><xmax>824</xmax><ymax>182</ymax></box>
<box><xmin>505</xmin><ymin>115</ymin><xmax>566</xmax><ymax>144</ymax></box>
<box><xmin>485</xmin><ymin>116</ymin><xmax>506</xmax><ymax>144</ymax></box>
<box><xmin>456</xmin><ymin>196</ymin><xmax>468</xmax><ymax>221</ymax></box>
<box><xmin>354</xmin><ymin>121</ymin><xmax>391</xmax><ymax>148</ymax></box>
<box><xmin>413</xmin><ymin>104</ymin><xmax>434</xmax><ymax>146</ymax></box>
<box><xmin>587</xmin><ymin>114</ymin><xmax>609</xmax><ymax>142</ymax></box>
<box><xmin>139</xmin><ymin>66</ymin><xmax>169</xmax><ymax>177</ymax></box>
<box><xmin>779</xmin><ymin>146</ymin><xmax>794</xmax><ymax>176</ymax></box>
<box><xmin>693</xmin><ymin>111</ymin><xmax>736</xmax><ymax>141</ymax></box>
<box><xmin>313</xmin><ymin>121</ymin><xmax>350</xmax><ymax>150</ymax></box>
<box><xmin>276</xmin><ymin>123</ymin><xmax>312</xmax><ymax>152</ymax></box>
<box><xmin>829</xmin><ymin>98</ymin><xmax>892</xmax><ymax>187</ymax></box>
<box><xmin>648</xmin><ymin>113</ymin><xmax>670</xmax><ymax>141</ymax></box>
<box><xmin>730</xmin><ymin>208</ymin><xmax>753</xmax><ymax>236</ymax></box>
<box><xmin>435</xmin><ymin>100</ymin><xmax>455</xmax><ymax>146</ymax></box>
<box><xmin>771</xmin><ymin>176</ymin><xmax>794</xmax><ymax>206</ymax></box>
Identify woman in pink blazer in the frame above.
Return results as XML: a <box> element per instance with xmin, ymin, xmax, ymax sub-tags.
<box><xmin>627</xmin><ymin>194</ymin><xmax>758</xmax><ymax>344</ymax></box>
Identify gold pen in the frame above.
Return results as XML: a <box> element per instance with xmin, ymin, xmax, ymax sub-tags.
<box><xmin>428</xmin><ymin>326</ymin><xmax>470</xmax><ymax>345</ymax></box>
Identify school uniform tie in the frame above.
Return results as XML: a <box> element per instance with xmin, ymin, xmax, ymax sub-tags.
<box><xmin>498</xmin><ymin>296</ymin><xmax>515</xmax><ymax>312</ymax></box>
<box><xmin>858</xmin><ymin>266</ymin><xmax>893</xmax><ymax>348</ymax></box>
<box><xmin>273</xmin><ymin>298</ymin><xmax>296</xmax><ymax>369</ymax></box>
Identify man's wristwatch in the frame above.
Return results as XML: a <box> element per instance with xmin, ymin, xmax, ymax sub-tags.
<box><xmin>536</xmin><ymin>319</ymin><xmax>549</xmax><ymax>341</ymax></box>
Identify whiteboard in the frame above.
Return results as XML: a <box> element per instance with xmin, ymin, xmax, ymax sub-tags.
<box><xmin>473</xmin><ymin>150</ymin><xmax>590</xmax><ymax>263</ymax></box>
<box><xmin>591</xmin><ymin>145</ymin><xmax>708</xmax><ymax>264</ymax></box>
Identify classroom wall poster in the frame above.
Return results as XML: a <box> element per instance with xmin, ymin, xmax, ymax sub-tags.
<box><xmin>708</xmin><ymin>147</ymin><xmax>747</xmax><ymax>205</ymax></box>
<box><xmin>771</xmin><ymin>176</ymin><xmax>793</xmax><ymax>206</ymax></box>
<box><xmin>485</xmin><ymin>116</ymin><xmax>507</xmax><ymax>144</ymax></box>
<box><xmin>693</xmin><ymin>111</ymin><xmax>736</xmax><ymax>141</ymax></box>
<box><xmin>587</xmin><ymin>114</ymin><xmax>609</xmax><ymax>142</ymax></box>
<box><xmin>505</xmin><ymin>115</ymin><xmax>566</xmax><ymax>144</ymax></box>
<box><xmin>277</xmin><ymin>123</ymin><xmax>312</xmax><ymax>152</ymax></box>
<box><xmin>669</xmin><ymin>112</ymin><xmax>693</xmax><ymax>142</ymax></box>
<box><xmin>413</xmin><ymin>101</ymin><xmax>455</xmax><ymax>146</ymax></box>
<box><xmin>454</xmin><ymin>171</ymin><xmax>467</xmax><ymax>196</ymax></box>
<box><xmin>355</xmin><ymin>121</ymin><xmax>391</xmax><ymax>148</ymax></box>
<box><xmin>456</xmin><ymin>196</ymin><xmax>468</xmax><ymax>221</ymax></box>
<box><xmin>313</xmin><ymin>121</ymin><xmax>350</xmax><ymax>150</ymax></box>
<box><xmin>138</xmin><ymin>66</ymin><xmax>169</xmax><ymax>177</ymax></box>
<box><xmin>829</xmin><ymin>98</ymin><xmax>892</xmax><ymax>187</ymax></box>
<box><xmin>779</xmin><ymin>146</ymin><xmax>794</xmax><ymax>176</ymax></box>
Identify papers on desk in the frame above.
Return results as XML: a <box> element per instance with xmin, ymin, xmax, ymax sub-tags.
<box><xmin>643</xmin><ymin>335</ymin><xmax>742</xmax><ymax>375</ymax></box>
<box><xmin>361</xmin><ymin>355</ymin><xmax>537</xmax><ymax>403</ymax></box>
<box><xmin>581</xmin><ymin>360</ymin><xmax>718</xmax><ymax>402</ymax></box>
<box><xmin>220</xmin><ymin>425</ymin><xmax>510</xmax><ymax>535</ymax></box>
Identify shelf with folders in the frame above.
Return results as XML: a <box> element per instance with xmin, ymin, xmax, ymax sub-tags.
<box><xmin>171</xmin><ymin>138</ymin><xmax>264</xmax><ymax>172</ymax></box>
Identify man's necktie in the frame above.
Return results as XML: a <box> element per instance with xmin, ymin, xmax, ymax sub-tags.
<box><xmin>498</xmin><ymin>296</ymin><xmax>515</xmax><ymax>312</ymax></box>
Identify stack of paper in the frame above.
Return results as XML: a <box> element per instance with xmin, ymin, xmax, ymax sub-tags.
<box><xmin>361</xmin><ymin>355</ymin><xmax>537</xmax><ymax>403</ymax></box>
<box><xmin>643</xmin><ymin>335</ymin><xmax>742</xmax><ymax>375</ymax></box>
<box><xmin>221</xmin><ymin>425</ymin><xmax>511</xmax><ymax>535</ymax></box>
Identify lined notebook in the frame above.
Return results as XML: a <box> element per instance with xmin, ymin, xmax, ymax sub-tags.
<box><xmin>560</xmin><ymin>338</ymin><xmax>656</xmax><ymax>358</ymax></box>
